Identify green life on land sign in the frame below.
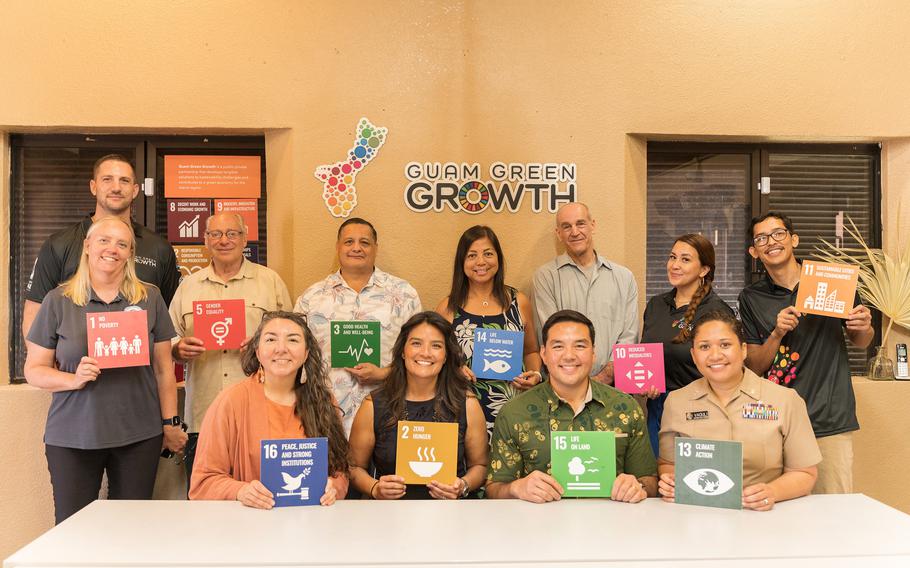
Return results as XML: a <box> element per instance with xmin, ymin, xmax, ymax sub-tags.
<box><xmin>674</xmin><ymin>437</ymin><xmax>743</xmax><ymax>510</ymax></box>
<box><xmin>550</xmin><ymin>431</ymin><xmax>616</xmax><ymax>497</ymax></box>
<box><xmin>330</xmin><ymin>320</ymin><xmax>381</xmax><ymax>368</ymax></box>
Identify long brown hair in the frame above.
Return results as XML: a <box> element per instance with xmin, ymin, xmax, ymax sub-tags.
<box><xmin>379</xmin><ymin>311</ymin><xmax>470</xmax><ymax>429</ymax></box>
<box><xmin>241</xmin><ymin>311</ymin><xmax>349</xmax><ymax>475</ymax></box>
<box><xmin>446</xmin><ymin>225</ymin><xmax>511</xmax><ymax>315</ymax></box>
<box><xmin>671</xmin><ymin>233</ymin><xmax>716</xmax><ymax>344</ymax></box>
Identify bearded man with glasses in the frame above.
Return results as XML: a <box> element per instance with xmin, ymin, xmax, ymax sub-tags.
<box><xmin>738</xmin><ymin>212</ymin><xmax>873</xmax><ymax>495</ymax></box>
<box><xmin>169</xmin><ymin>212</ymin><xmax>292</xmax><ymax>488</ymax></box>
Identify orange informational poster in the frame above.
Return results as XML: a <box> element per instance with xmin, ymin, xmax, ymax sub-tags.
<box><xmin>215</xmin><ymin>198</ymin><xmax>258</xmax><ymax>240</ymax></box>
<box><xmin>394</xmin><ymin>420</ymin><xmax>458</xmax><ymax>485</ymax></box>
<box><xmin>86</xmin><ymin>311</ymin><xmax>150</xmax><ymax>369</ymax></box>
<box><xmin>795</xmin><ymin>260</ymin><xmax>859</xmax><ymax>319</ymax></box>
<box><xmin>164</xmin><ymin>155</ymin><xmax>261</xmax><ymax>198</ymax></box>
<box><xmin>173</xmin><ymin>245</ymin><xmax>212</xmax><ymax>282</ymax></box>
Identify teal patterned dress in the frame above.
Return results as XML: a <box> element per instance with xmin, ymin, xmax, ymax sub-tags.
<box><xmin>453</xmin><ymin>289</ymin><xmax>525</xmax><ymax>439</ymax></box>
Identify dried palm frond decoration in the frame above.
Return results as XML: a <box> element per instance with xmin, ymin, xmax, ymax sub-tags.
<box><xmin>815</xmin><ymin>216</ymin><xmax>910</xmax><ymax>346</ymax></box>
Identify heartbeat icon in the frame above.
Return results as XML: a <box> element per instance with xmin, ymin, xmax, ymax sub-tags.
<box><xmin>314</xmin><ymin>117</ymin><xmax>388</xmax><ymax>218</ymax></box>
<box><xmin>337</xmin><ymin>338</ymin><xmax>375</xmax><ymax>361</ymax></box>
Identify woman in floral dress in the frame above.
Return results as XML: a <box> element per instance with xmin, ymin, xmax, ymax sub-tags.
<box><xmin>435</xmin><ymin>225</ymin><xmax>543</xmax><ymax>438</ymax></box>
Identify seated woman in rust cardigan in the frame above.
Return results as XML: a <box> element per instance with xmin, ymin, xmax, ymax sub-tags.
<box><xmin>189</xmin><ymin>311</ymin><xmax>350</xmax><ymax>508</ymax></box>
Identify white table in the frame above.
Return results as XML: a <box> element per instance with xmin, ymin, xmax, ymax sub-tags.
<box><xmin>6</xmin><ymin>495</ymin><xmax>910</xmax><ymax>567</ymax></box>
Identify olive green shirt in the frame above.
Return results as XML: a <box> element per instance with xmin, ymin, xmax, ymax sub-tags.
<box><xmin>488</xmin><ymin>380</ymin><xmax>657</xmax><ymax>483</ymax></box>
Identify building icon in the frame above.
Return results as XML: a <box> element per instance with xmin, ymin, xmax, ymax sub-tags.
<box><xmin>803</xmin><ymin>282</ymin><xmax>846</xmax><ymax>314</ymax></box>
<box><xmin>179</xmin><ymin>215</ymin><xmax>200</xmax><ymax>238</ymax></box>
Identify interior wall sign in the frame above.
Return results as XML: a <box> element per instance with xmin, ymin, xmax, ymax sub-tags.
<box><xmin>404</xmin><ymin>162</ymin><xmax>576</xmax><ymax>214</ymax></box>
<box><xmin>314</xmin><ymin>117</ymin><xmax>388</xmax><ymax>218</ymax></box>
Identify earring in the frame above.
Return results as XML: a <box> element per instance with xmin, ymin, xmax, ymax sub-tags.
<box><xmin>299</xmin><ymin>365</ymin><xmax>308</xmax><ymax>384</ymax></box>
<box><xmin>256</xmin><ymin>366</ymin><xmax>265</xmax><ymax>384</ymax></box>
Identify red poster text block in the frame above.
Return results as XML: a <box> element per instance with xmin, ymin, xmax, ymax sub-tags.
<box><xmin>215</xmin><ymin>199</ymin><xmax>259</xmax><ymax>240</ymax></box>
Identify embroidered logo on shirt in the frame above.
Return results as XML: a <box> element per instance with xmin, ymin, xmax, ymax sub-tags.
<box><xmin>686</xmin><ymin>410</ymin><xmax>709</xmax><ymax>421</ymax></box>
<box><xmin>742</xmin><ymin>402</ymin><xmax>779</xmax><ymax>420</ymax></box>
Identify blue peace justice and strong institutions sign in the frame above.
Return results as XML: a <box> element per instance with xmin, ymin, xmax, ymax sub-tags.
<box><xmin>471</xmin><ymin>328</ymin><xmax>524</xmax><ymax>381</ymax></box>
<box><xmin>260</xmin><ymin>438</ymin><xmax>329</xmax><ymax>507</ymax></box>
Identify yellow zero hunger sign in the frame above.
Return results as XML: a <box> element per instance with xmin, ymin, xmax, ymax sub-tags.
<box><xmin>394</xmin><ymin>420</ymin><xmax>458</xmax><ymax>485</ymax></box>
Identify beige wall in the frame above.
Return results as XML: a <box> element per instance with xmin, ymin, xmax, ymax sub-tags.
<box><xmin>3</xmin><ymin>0</ymin><xmax>910</xmax><ymax>558</ymax></box>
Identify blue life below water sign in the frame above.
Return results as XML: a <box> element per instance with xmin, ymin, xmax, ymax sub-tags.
<box><xmin>471</xmin><ymin>328</ymin><xmax>524</xmax><ymax>381</ymax></box>
<box><xmin>260</xmin><ymin>438</ymin><xmax>329</xmax><ymax>507</ymax></box>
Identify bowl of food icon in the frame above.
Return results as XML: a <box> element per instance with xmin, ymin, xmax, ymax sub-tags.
<box><xmin>409</xmin><ymin>461</ymin><xmax>443</xmax><ymax>477</ymax></box>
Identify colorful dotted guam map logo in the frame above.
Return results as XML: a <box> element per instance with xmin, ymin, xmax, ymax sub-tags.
<box><xmin>314</xmin><ymin>117</ymin><xmax>388</xmax><ymax>218</ymax></box>
<box><xmin>767</xmin><ymin>345</ymin><xmax>800</xmax><ymax>386</ymax></box>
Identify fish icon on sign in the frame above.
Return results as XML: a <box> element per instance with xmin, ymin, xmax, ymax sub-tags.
<box><xmin>626</xmin><ymin>361</ymin><xmax>653</xmax><ymax>389</ymax></box>
<box><xmin>483</xmin><ymin>359</ymin><xmax>511</xmax><ymax>374</ymax></box>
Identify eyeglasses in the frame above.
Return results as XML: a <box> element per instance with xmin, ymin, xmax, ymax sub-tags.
<box><xmin>205</xmin><ymin>230</ymin><xmax>243</xmax><ymax>241</ymax></box>
<box><xmin>752</xmin><ymin>228</ymin><xmax>790</xmax><ymax>247</ymax></box>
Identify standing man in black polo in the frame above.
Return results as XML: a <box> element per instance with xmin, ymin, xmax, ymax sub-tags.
<box><xmin>22</xmin><ymin>154</ymin><xmax>179</xmax><ymax>339</ymax></box>
<box><xmin>738</xmin><ymin>212</ymin><xmax>873</xmax><ymax>494</ymax></box>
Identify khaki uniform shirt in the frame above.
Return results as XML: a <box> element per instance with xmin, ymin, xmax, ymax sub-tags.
<box><xmin>169</xmin><ymin>259</ymin><xmax>292</xmax><ymax>432</ymax></box>
<box><xmin>659</xmin><ymin>368</ymin><xmax>822</xmax><ymax>486</ymax></box>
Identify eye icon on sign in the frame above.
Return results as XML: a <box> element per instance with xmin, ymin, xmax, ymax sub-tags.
<box><xmin>682</xmin><ymin>468</ymin><xmax>736</xmax><ymax>496</ymax></box>
<box><xmin>211</xmin><ymin>317</ymin><xmax>233</xmax><ymax>346</ymax></box>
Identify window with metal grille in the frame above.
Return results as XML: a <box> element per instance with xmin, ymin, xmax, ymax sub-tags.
<box><xmin>9</xmin><ymin>135</ymin><xmax>266</xmax><ymax>382</ymax></box>
<box><xmin>647</xmin><ymin>143</ymin><xmax>881</xmax><ymax>375</ymax></box>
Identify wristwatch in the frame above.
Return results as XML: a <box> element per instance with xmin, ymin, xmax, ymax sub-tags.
<box><xmin>459</xmin><ymin>477</ymin><xmax>470</xmax><ymax>498</ymax></box>
<box><xmin>162</xmin><ymin>416</ymin><xmax>183</xmax><ymax>427</ymax></box>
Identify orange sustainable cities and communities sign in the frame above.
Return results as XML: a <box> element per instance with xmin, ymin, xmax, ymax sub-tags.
<box><xmin>794</xmin><ymin>260</ymin><xmax>859</xmax><ymax>319</ymax></box>
<box><xmin>164</xmin><ymin>155</ymin><xmax>261</xmax><ymax>198</ymax></box>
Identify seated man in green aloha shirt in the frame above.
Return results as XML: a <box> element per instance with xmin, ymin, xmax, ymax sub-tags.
<box><xmin>485</xmin><ymin>309</ymin><xmax>657</xmax><ymax>503</ymax></box>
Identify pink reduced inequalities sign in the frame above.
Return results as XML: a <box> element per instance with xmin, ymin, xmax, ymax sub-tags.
<box><xmin>612</xmin><ymin>343</ymin><xmax>666</xmax><ymax>395</ymax></box>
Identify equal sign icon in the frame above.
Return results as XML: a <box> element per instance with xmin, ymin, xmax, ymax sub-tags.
<box><xmin>626</xmin><ymin>362</ymin><xmax>653</xmax><ymax>389</ymax></box>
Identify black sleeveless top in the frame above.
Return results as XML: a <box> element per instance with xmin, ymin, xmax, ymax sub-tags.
<box><xmin>371</xmin><ymin>391</ymin><xmax>468</xmax><ymax>500</ymax></box>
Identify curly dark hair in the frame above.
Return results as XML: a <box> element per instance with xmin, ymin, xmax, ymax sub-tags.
<box><xmin>241</xmin><ymin>311</ymin><xmax>349</xmax><ymax>475</ymax></box>
<box><xmin>378</xmin><ymin>311</ymin><xmax>470</xmax><ymax>429</ymax></box>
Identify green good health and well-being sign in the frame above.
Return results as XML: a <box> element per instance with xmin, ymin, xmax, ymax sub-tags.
<box><xmin>674</xmin><ymin>437</ymin><xmax>743</xmax><ymax>510</ymax></box>
<box><xmin>551</xmin><ymin>431</ymin><xmax>616</xmax><ymax>498</ymax></box>
<box><xmin>330</xmin><ymin>321</ymin><xmax>381</xmax><ymax>368</ymax></box>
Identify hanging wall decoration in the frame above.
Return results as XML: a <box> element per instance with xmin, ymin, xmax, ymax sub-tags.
<box><xmin>314</xmin><ymin>117</ymin><xmax>388</xmax><ymax>218</ymax></box>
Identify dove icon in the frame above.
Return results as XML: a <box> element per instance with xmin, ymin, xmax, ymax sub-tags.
<box><xmin>281</xmin><ymin>472</ymin><xmax>305</xmax><ymax>492</ymax></box>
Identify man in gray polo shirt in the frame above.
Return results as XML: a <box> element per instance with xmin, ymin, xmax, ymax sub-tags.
<box><xmin>532</xmin><ymin>202</ymin><xmax>638</xmax><ymax>384</ymax></box>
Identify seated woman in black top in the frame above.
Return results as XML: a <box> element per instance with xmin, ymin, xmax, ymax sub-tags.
<box><xmin>349</xmin><ymin>311</ymin><xmax>488</xmax><ymax>499</ymax></box>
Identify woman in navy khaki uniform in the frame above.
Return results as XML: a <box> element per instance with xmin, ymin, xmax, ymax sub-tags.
<box><xmin>25</xmin><ymin>217</ymin><xmax>187</xmax><ymax>524</ymax></box>
<box><xmin>657</xmin><ymin>311</ymin><xmax>820</xmax><ymax>511</ymax></box>
<box><xmin>641</xmin><ymin>233</ymin><xmax>733</xmax><ymax>453</ymax></box>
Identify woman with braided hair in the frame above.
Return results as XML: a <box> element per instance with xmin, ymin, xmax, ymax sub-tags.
<box><xmin>641</xmin><ymin>233</ymin><xmax>733</xmax><ymax>454</ymax></box>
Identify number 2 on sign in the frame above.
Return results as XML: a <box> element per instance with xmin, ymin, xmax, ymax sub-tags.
<box><xmin>677</xmin><ymin>441</ymin><xmax>692</xmax><ymax>457</ymax></box>
<box><xmin>401</xmin><ymin>425</ymin><xmax>409</xmax><ymax>439</ymax></box>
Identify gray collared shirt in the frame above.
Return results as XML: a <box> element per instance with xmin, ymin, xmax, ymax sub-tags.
<box><xmin>532</xmin><ymin>253</ymin><xmax>639</xmax><ymax>373</ymax></box>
